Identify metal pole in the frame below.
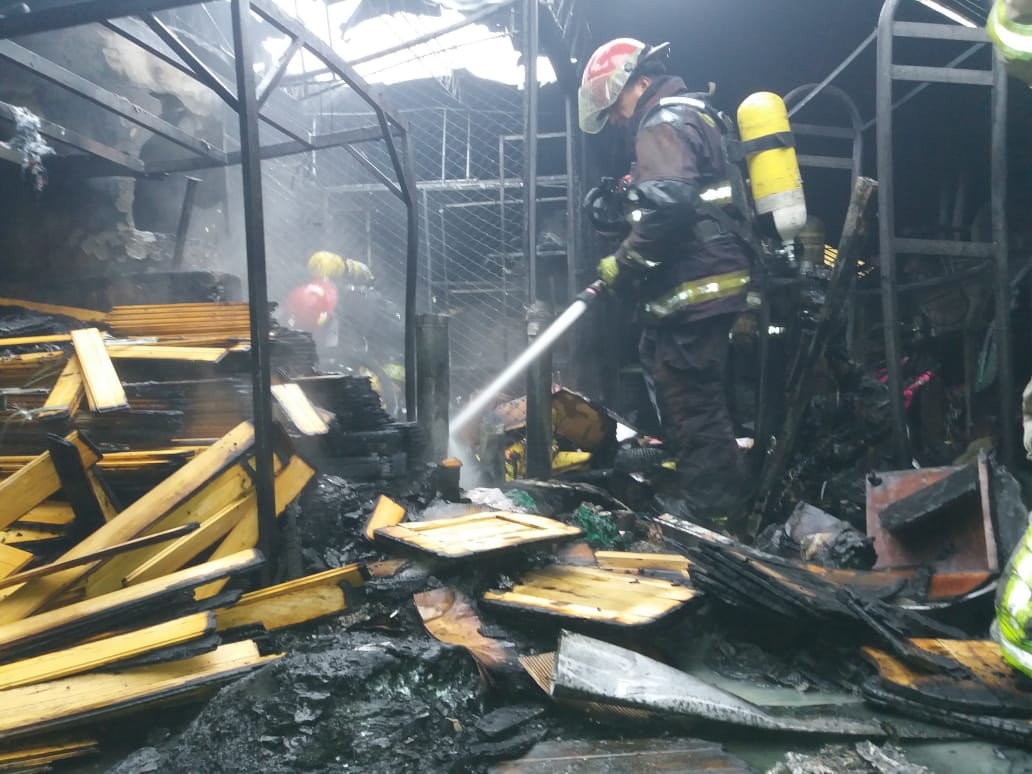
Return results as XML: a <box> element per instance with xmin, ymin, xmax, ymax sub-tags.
<box><xmin>877</xmin><ymin>0</ymin><xmax>910</xmax><ymax>466</ymax></box>
<box><xmin>417</xmin><ymin>314</ymin><xmax>451</xmax><ymax>462</ymax></box>
<box><xmin>171</xmin><ymin>176</ymin><xmax>201</xmax><ymax>269</ymax></box>
<box><xmin>524</xmin><ymin>0</ymin><xmax>550</xmax><ymax>479</ymax></box>
<box><xmin>564</xmin><ymin>92</ymin><xmax>582</xmax><ymax>387</ymax></box>
<box><xmin>992</xmin><ymin>51</ymin><xmax>1014</xmax><ymax>467</ymax></box>
<box><xmin>403</xmin><ymin>132</ymin><xmax>420</xmax><ymax>422</ymax></box>
<box><xmin>230</xmin><ymin>0</ymin><xmax>278</xmax><ymax>581</ymax></box>
<box><xmin>788</xmin><ymin>29</ymin><xmax>876</xmax><ymax>118</ymax></box>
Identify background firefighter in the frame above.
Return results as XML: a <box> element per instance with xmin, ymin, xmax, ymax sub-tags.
<box><xmin>579</xmin><ymin>38</ymin><xmax>753</xmax><ymax>527</ymax></box>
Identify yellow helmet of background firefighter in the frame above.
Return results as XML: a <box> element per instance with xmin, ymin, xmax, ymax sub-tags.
<box><xmin>308</xmin><ymin>251</ymin><xmax>347</xmax><ymax>279</ymax></box>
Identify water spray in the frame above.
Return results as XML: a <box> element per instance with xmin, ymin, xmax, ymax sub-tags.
<box><xmin>449</xmin><ymin>280</ymin><xmax>608</xmax><ymax>437</ymax></box>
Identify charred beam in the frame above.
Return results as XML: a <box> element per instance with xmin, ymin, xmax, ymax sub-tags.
<box><xmin>141</xmin><ymin>13</ymin><xmax>238</xmax><ymax>109</ymax></box>
<box><xmin>102</xmin><ymin>17</ymin><xmax>309</xmax><ymax>147</ymax></box>
<box><xmin>0</xmin><ymin>0</ymin><xmax>207</xmax><ymax>39</ymax></box>
<box><xmin>250</xmin><ymin>0</ymin><xmax>406</xmax><ymax>131</ymax></box>
<box><xmin>257</xmin><ymin>36</ymin><xmax>301</xmax><ymax>109</ymax></box>
<box><xmin>145</xmin><ymin>124</ymin><xmax>386</xmax><ymax>175</ymax></box>
<box><xmin>0</xmin><ymin>40</ymin><xmax>224</xmax><ymax>162</ymax></box>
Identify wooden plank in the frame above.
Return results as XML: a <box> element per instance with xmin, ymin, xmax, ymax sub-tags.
<box><xmin>71</xmin><ymin>328</ymin><xmax>128</xmax><ymax>413</ymax></box>
<box><xmin>0</xmin><ymin>334</ymin><xmax>72</xmax><ymax>348</ymax></box>
<box><xmin>0</xmin><ymin>640</ymin><xmax>277</xmax><ymax>743</ymax></box>
<box><xmin>0</xmin><ymin>545</ymin><xmax>32</xmax><ymax>580</ymax></box>
<box><xmin>105</xmin><ymin>345</ymin><xmax>229</xmax><ymax>364</ymax></box>
<box><xmin>0</xmin><ymin>738</ymin><xmax>97</xmax><ymax>770</ymax></box>
<box><xmin>595</xmin><ymin>552</ymin><xmax>692</xmax><ymax>574</ymax></box>
<box><xmin>364</xmin><ymin>495</ymin><xmax>406</xmax><ymax>542</ymax></box>
<box><xmin>0</xmin><ymin>298</ymin><xmax>106</xmax><ymax>323</ymax></box>
<box><xmin>0</xmin><ymin>422</ymin><xmax>255</xmax><ymax>624</ymax></box>
<box><xmin>124</xmin><ymin>494</ymin><xmax>255</xmax><ymax>587</ymax></box>
<box><xmin>482</xmin><ymin>565</ymin><xmax>697</xmax><ymax>627</ymax></box>
<box><xmin>0</xmin><ymin>550</ymin><xmax>263</xmax><ymax>662</ymax></box>
<box><xmin>879</xmin><ymin>464</ymin><xmax>980</xmax><ymax>533</ymax></box>
<box><xmin>375</xmin><ymin>512</ymin><xmax>583</xmax><ymax>560</ymax></box>
<box><xmin>0</xmin><ymin>612</ymin><xmax>215</xmax><ymax>690</ymax></box>
<box><xmin>0</xmin><ymin>526</ymin><xmax>63</xmax><ymax>545</ymax></box>
<box><xmin>193</xmin><ymin>456</ymin><xmax>317</xmax><ymax>600</ymax></box>
<box><xmin>0</xmin><ymin>524</ymin><xmax>199</xmax><ymax>591</ymax></box>
<box><xmin>16</xmin><ymin>502</ymin><xmax>75</xmax><ymax>527</ymax></box>
<box><xmin>84</xmin><ymin>462</ymin><xmax>258</xmax><ymax>598</ymax></box>
<box><xmin>216</xmin><ymin>564</ymin><xmax>367</xmax><ymax>632</ymax></box>
<box><xmin>35</xmin><ymin>355</ymin><xmax>82</xmax><ymax>421</ymax></box>
<box><xmin>272</xmin><ymin>383</ymin><xmax>329</xmax><ymax>435</ymax></box>
<box><xmin>0</xmin><ymin>434</ymin><xmax>100</xmax><ymax>532</ymax></box>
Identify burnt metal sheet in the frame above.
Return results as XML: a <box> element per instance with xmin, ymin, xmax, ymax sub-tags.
<box><xmin>519</xmin><ymin>651</ymin><xmax>654</xmax><ymax>721</ymax></box>
<box><xmin>374</xmin><ymin>512</ymin><xmax>582</xmax><ymax>560</ymax></box>
<box><xmin>489</xmin><ymin>738</ymin><xmax>752</xmax><ymax>774</ymax></box>
<box><xmin>551</xmin><ymin>631</ymin><xmax>899</xmax><ymax>737</ymax></box>
<box><xmin>482</xmin><ymin>565</ymin><xmax>697</xmax><ymax>628</ymax></box>
<box><xmin>866</xmin><ymin>458</ymin><xmax>998</xmax><ymax>574</ymax></box>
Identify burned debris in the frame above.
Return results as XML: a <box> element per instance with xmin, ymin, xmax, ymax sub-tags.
<box><xmin>0</xmin><ymin>0</ymin><xmax>1030</xmax><ymax>773</ymax></box>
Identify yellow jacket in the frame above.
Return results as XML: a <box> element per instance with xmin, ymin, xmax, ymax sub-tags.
<box><xmin>988</xmin><ymin>0</ymin><xmax>1032</xmax><ymax>84</ymax></box>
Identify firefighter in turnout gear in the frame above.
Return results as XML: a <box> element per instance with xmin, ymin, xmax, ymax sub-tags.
<box><xmin>579</xmin><ymin>38</ymin><xmax>753</xmax><ymax>525</ymax></box>
<box><xmin>989</xmin><ymin>0</ymin><xmax>1032</xmax><ymax>85</ymax></box>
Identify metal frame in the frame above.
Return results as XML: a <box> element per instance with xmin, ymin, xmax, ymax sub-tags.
<box><xmin>876</xmin><ymin>0</ymin><xmax>1013</xmax><ymax>467</ymax></box>
<box><xmin>784</xmin><ymin>83</ymin><xmax>864</xmax><ymax>185</ymax></box>
<box><xmin>0</xmin><ymin>0</ymin><xmax>419</xmax><ymax>577</ymax></box>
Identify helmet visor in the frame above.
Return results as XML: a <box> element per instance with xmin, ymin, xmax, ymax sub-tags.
<box><xmin>578</xmin><ymin>66</ymin><xmax>632</xmax><ymax>134</ymax></box>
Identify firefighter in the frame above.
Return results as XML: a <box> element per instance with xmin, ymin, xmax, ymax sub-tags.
<box><xmin>989</xmin><ymin>0</ymin><xmax>1032</xmax><ymax>85</ymax></box>
<box><xmin>284</xmin><ymin>251</ymin><xmax>374</xmax><ymax>343</ymax></box>
<box><xmin>579</xmin><ymin>38</ymin><xmax>752</xmax><ymax>525</ymax></box>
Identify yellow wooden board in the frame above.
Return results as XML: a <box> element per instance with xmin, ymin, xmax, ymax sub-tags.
<box><xmin>483</xmin><ymin>564</ymin><xmax>698</xmax><ymax>627</ymax></box>
<box><xmin>0</xmin><ymin>422</ymin><xmax>255</xmax><ymax>623</ymax></box>
<box><xmin>0</xmin><ymin>545</ymin><xmax>32</xmax><ymax>581</ymax></box>
<box><xmin>374</xmin><ymin>512</ymin><xmax>583</xmax><ymax>560</ymax></box>
<box><xmin>0</xmin><ymin>333</ymin><xmax>73</xmax><ymax>348</ymax></box>
<box><xmin>0</xmin><ymin>613</ymin><xmax>214</xmax><ymax>691</ymax></box>
<box><xmin>85</xmin><ymin>463</ymin><xmax>257</xmax><ymax>598</ymax></box>
<box><xmin>36</xmin><ymin>355</ymin><xmax>82</xmax><ymax>420</ymax></box>
<box><xmin>0</xmin><ymin>525</ymin><xmax>63</xmax><ymax>545</ymax></box>
<box><xmin>0</xmin><ymin>550</ymin><xmax>262</xmax><ymax>661</ymax></box>
<box><xmin>272</xmin><ymin>383</ymin><xmax>329</xmax><ymax>435</ymax></box>
<box><xmin>16</xmin><ymin>502</ymin><xmax>74</xmax><ymax>527</ymax></box>
<box><xmin>0</xmin><ymin>298</ymin><xmax>106</xmax><ymax>323</ymax></box>
<box><xmin>0</xmin><ymin>523</ymin><xmax>199</xmax><ymax>592</ymax></box>
<box><xmin>71</xmin><ymin>328</ymin><xmax>127</xmax><ymax>413</ymax></box>
<box><xmin>0</xmin><ymin>640</ymin><xmax>277</xmax><ymax>743</ymax></box>
<box><xmin>193</xmin><ymin>456</ymin><xmax>317</xmax><ymax>600</ymax></box>
<box><xmin>105</xmin><ymin>345</ymin><xmax>229</xmax><ymax>364</ymax></box>
<box><xmin>595</xmin><ymin>551</ymin><xmax>692</xmax><ymax>574</ymax></box>
<box><xmin>0</xmin><ymin>434</ymin><xmax>99</xmax><ymax>532</ymax></box>
<box><xmin>215</xmin><ymin>563</ymin><xmax>366</xmax><ymax>632</ymax></box>
<box><xmin>0</xmin><ymin>737</ymin><xmax>97</xmax><ymax>770</ymax></box>
<box><xmin>364</xmin><ymin>495</ymin><xmax>406</xmax><ymax>542</ymax></box>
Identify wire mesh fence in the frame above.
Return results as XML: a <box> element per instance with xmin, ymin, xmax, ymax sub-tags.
<box><xmin>244</xmin><ymin>5</ymin><xmax>573</xmax><ymax>414</ymax></box>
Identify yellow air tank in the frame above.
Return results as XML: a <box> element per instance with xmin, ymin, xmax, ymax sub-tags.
<box><xmin>736</xmin><ymin>92</ymin><xmax>807</xmax><ymax>253</ymax></box>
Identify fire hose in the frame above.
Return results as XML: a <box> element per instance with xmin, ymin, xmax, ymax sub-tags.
<box><xmin>449</xmin><ymin>280</ymin><xmax>609</xmax><ymax>436</ymax></box>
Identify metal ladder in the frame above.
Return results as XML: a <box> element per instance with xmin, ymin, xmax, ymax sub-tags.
<box><xmin>877</xmin><ymin>0</ymin><xmax>1013</xmax><ymax>466</ymax></box>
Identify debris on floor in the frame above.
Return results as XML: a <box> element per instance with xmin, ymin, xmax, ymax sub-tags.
<box><xmin>1</xmin><ymin>297</ymin><xmax>1032</xmax><ymax>772</ymax></box>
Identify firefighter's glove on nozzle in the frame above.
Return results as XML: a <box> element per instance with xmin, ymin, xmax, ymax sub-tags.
<box><xmin>597</xmin><ymin>255</ymin><xmax>620</xmax><ymax>288</ymax></box>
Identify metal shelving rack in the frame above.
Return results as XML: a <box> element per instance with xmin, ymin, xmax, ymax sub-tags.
<box><xmin>0</xmin><ymin>0</ymin><xmax>420</xmax><ymax>577</ymax></box>
<box><xmin>876</xmin><ymin>0</ymin><xmax>1013</xmax><ymax>466</ymax></box>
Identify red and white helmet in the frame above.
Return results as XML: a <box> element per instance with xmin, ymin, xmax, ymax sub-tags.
<box><xmin>578</xmin><ymin>38</ymin><xmax>669</xmax><ymax>135</ymax></box>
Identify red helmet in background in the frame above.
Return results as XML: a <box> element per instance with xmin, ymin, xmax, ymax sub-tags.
<box><xmin>578</xmin><ymin>38</ymin><xmax>670</xmax><ymax>135</ymax></box>
<box><xmin>284</xmin><ymin>279</ymin><xmax>338</xmax><ymax>332</ymax></box>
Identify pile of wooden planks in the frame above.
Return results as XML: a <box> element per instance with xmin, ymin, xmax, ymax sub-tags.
<box><xmin>0</xmin><ymin>300</ymin><xmax>395</xmax><ymax>768</ymax></box>
<box><xmin>0</xmin><ymin>418</ymin><xmax>370</xmax><ymax>768</ymax></box>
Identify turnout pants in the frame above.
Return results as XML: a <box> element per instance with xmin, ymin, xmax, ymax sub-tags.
<box><xmin>639</xmin><ymin>313</ymin><xmax>745</xmax><ymax>519</ymax></box>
